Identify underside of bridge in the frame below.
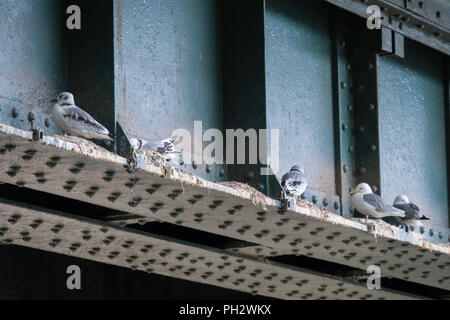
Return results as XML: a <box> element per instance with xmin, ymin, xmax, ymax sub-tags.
<box><xmin>0</xmin><ymin>0</ymin><xmax>448</xmax><ymax>300</ymax></box>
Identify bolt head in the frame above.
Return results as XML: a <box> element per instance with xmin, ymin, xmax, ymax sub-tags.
<box><xmin>27</xmin><ymin>112</ymin><xmax>36</xmax><ymax>122</ymax></box>
<box><xmin>11</xmin><ymin>107</ymin><xmax>19</xmax><ymax>118</ymax></box>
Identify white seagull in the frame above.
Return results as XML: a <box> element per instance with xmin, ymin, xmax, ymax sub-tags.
<box><xmin>393</xmin><ymin>194</ymin><xmax>429</xmax><ymax>229</ymax></box>
<box><xmin>52</xmin><ymin>92</ymin><xmax>114</xmax><ymax>141</ymax></box>
<box><xmin>350</xmin><ymin>183</ymin><xmax>405</xmax><ymax>220</ymax></box>
<box><xmin>281</xmin><ymin>165</ymin><xmax>307</xmax><ymax>198</ymax></box>
<box><xmin>130</xmin><ymin>136</ymin><xmax>180</xmax><ymax>155</ymax></box>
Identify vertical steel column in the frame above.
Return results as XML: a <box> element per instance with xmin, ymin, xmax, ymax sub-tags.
<box><xmin>222</xmin><ymin>0</ymin><xmax>280</xmax><ymax>196</ymax></box>
<box><xmin>352</xmin><ymin>54</ymin><xmax>381</xmax><ymax>197</ymax></box>
<box><xmin>445</xmin><ymin>57</ymin><xmax>450</xmax><ymax>229</ymax></box>
<box><xmin>350</xmin><ymin>21</ymin><xmax>402</xmax><ymax>204</ymax></box>
<box><xmin>332</xmin><ymin>10</ymin><xmax>356</xmax><ymax>217</ymax></box>
<box><xmin>67</xmin><ymin>0</ymin><xmax>116</xmax><ymax>143</ymax></box>
<box><xmin>351</xmin><ymin>19</ymin><xmax>382</xmax><ymax>206</ymax></box>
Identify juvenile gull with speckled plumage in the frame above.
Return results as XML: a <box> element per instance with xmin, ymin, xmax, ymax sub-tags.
<box><xmin>281</xmin><ymin>165</ymin><xmax>307</xmax><ymax>198</ymax></box>
<box><xmin>130</xmin><ymin>136</ymin><xmax>180</xmax><ymax>155</ymax></box>
<box><xmin>52</xmin><ymin>92</ymin><xmax>114</xmax><ymax>141</ymax></box>
<box><xmin>393</xmin><ymin>194</ymin><xmax>430</xmax><ymax>229</ymax></box>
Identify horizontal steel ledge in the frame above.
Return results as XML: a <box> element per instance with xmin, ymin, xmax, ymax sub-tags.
<box><xmin>0</xmin><ymin>124</ymin><xmax>449</xmax><ymax>292</ymax></box>
<box><xmin>0</xmin><ymin>197</ymin><xmax>418</xmax><ymax>300</ymax></box>
<box><xmin>324</xmin><ymin>0</ymin><xmax>450</xmax><ymax>56</ymax></box>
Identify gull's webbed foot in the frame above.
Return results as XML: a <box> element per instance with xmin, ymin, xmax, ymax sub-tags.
<box><xmin>126</xmin><ymin>148</ymin><xmax>138</xmax><ymax>173</ymax></box>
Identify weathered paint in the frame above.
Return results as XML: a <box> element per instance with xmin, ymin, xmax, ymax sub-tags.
<box><xmin>378</xmin><ymin>39</ymin><xmax>448</xmax><ymax>228</ymax></box>
<box><xmin>113</xmin><ymin>0</ymin><xmax>223</xmax><ymax>180</ymax></box>
<box><xmin>265</xmin><ymin>0</ymin><xmax>336</xmax><ymax>195</ymax></box>
<box><xmin>0</xmin><ymin>0</ymin><xmax>65</xmax><ymax>135</ymax></box>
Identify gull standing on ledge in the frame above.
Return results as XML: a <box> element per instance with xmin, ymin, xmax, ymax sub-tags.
<box><xmin>52</xmin><ymin>92</ymin><xmax>114</xmax><ymax>141</ymax></box>
<box><xmin>350</xmin><ymin>183</ymin><xmax>405</xmax><ymax>221</ymax></box>
<box><xmin>281</xmin><ymin>165</ymin><xmax>307</xmax><ymax>198</ymax></box>
<box><xmin>393</xmin><ymin>194</ymin><xmax>430</xmax><ymax>229</ymax></box>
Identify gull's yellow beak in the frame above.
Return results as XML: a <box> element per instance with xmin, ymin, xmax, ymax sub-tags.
<box><xmin>350</xmin><ymin>189</ymin><xmax>357</xmax><ymax>195</ymax></box>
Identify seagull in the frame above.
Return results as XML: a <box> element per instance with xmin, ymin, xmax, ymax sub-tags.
<box><xmin>393</xmin><ymin>194</ymin><xmax>429</xmax><ymax>229</ymax></box>
<box><xmin>281</xmin><ymin>165</ymin><xmax>307</xmax><ymax>198</ymax></box>
<box><xmin>350</xmin><ymin>183</ymin><xmax>405</xmax><ymax>221</ymax></box>
<box><xmin>130</xmin><ymin>136</ymin><xmax>180</xmax><ymax>155</ymax></box>
<box><xmin>51</xmin><ymin>92</ymin><xmax>114</xmax><ymax>141</ymax></box>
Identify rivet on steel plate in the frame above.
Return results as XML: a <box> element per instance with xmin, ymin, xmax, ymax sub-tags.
<box><xmin>11</xmin><ymin>107</ymin><xmax>19</xmax><ymax>118</ymax></box>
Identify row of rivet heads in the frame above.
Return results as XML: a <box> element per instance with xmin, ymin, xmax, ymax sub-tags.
<box><xmin>378</xmin><ymin>4</ymin><xmax>445</xmax><ymax>39</ymax></box>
